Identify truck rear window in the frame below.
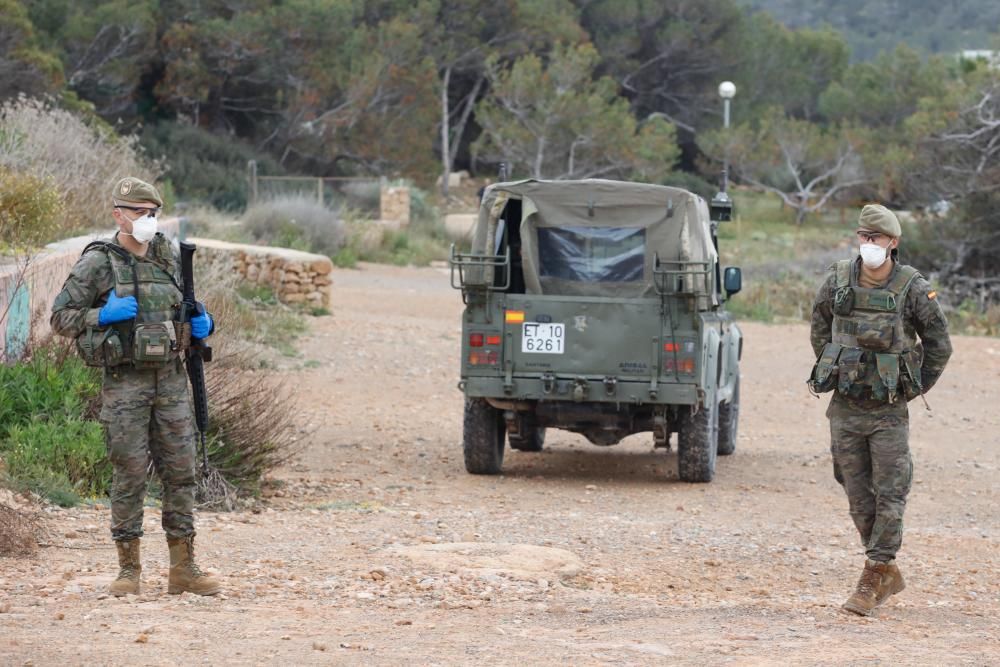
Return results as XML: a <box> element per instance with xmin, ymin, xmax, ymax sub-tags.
<box><xmin>537</xmin><ymin>227</ymin><xmax>645</xmax><ymax>283</ymax></box>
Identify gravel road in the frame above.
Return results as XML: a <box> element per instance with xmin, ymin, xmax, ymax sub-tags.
<box><xmin>2</xmin><ymin>262</ymin><xmax>998</xmax><ymax>666</ymax></box>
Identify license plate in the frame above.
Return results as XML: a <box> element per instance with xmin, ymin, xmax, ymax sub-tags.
<box><xmin>522</xmin><ymin>322</ymin><xmax>565</xmax><ymax>354</ymax></box>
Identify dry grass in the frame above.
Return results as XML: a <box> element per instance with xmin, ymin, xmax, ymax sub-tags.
<box><xmin>0</xmin><ymin>96</ymin><xmax>161</xmax><ymax>236</ymax></box>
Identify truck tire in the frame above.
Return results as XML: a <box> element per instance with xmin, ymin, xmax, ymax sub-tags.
<box><xmin>509</xmin><ymin>414</ymin><xmax>545</xmax><ymax>452</ymax></box>
<box><xmin>717</xmin><ymin>375</ymin><xmax>740</xmax><ymax>456</ymax></box>
<box><xmin>676</xmin><ymin>399</ymin><xmax>719</xmax><ymax>483</ymax></box>
<box><xmin>463</xmin><ymin>398</ymin><xmax>506</xmax><ymax>475</ymax></box>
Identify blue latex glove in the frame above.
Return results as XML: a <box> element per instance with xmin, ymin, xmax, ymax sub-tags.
<box><xmin>191</xmin><ymin>304</ymin><xmax>214</xmax><ymax>339</ymax></box>
<box><xmin>98</xmin><ymin>290</ymin><xmax>138</xmax><ymax>326</ymax></box>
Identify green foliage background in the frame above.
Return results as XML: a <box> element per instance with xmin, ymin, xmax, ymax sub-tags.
<box><xmin>0</xmin><ymin>0</ymin><xmax>998</xmax><ymax>287</ymax></box>
<box><xmin>737</xmin><ymin>0</ymin><xmax>1000</xmax><ymax>61</ymax></box>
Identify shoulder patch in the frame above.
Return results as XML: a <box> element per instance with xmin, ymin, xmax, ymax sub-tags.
<box><xmin>927</xmin><ymin>291</ymin><xmax>937</xmax><ymax>300</ymax></box>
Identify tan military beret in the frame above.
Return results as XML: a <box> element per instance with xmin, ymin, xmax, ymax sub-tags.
<box><xmin>112</xmin><ymin>177</ymin><xmax>163</xmax><ymax>207</ymax></box>
<box><xmin>858</xmin><ymin>204</ymin><xmax>901</xmax><ymax>238</ymax></box>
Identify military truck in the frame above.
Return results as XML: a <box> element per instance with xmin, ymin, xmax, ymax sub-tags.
<box><xmin>450</xmin><ymin>179</ymin><xmax>743</xmax><ymax>482</ymax></box>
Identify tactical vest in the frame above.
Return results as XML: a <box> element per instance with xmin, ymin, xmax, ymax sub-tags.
<box><xmin>75</xmin><ymin>236</ymin><xmax>185</xmax><ymax>370</ymax></box>
<box><xmin>809</xmin><ymin>259</ymin><xmax>924</xmax><ymax>404</ymax></box>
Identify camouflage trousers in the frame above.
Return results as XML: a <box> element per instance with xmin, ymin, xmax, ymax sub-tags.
<box><xmin>100</xmin><ymin>360</ymin><xmax>197</xmax><ymax>542</ymax></box>
<box><xmin>827</xmin><ymin>394</ymin><xmax>913</xmax><ymax>562</ymax></box>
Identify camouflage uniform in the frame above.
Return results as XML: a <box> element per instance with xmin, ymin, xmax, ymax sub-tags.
<box><xmin>51</xmin><ymin>233</ymin><xmax>197</xmax><ymax>542</ymax></box>
<box><xmin>810</xmin><ymin>258</ymin><xmax>952</xmax><ymax>561</ymax></box>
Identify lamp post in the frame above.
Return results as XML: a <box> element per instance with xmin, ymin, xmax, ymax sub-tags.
<box><xmin>718</xmin><ymin>80</ymin><xmax>736</xmax><ymax>193</ymax></box>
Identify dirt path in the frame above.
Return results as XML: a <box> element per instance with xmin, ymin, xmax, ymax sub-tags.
<box><xmin>3</xmin><ymin>263</ymin><xmax>999</xmax><ymax>666</ymax></box>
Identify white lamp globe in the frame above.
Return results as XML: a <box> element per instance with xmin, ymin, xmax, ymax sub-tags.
<box><xmin>718</xmin><ymin>81</ymin><xmax>736</xmax><ymax>99</ymax></box>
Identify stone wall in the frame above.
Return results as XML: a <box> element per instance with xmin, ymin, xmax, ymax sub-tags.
<box><xmin>187</xmin><ymin>237</ymin><xmax>333</xmax><ymax>309</ymax></box>
<box><xmin>380</xmin><ymin>185</ymin><xmax>411</xmax><ymax>228</ymax></box>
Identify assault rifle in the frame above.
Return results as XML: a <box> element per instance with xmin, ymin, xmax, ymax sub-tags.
<box><xmin>179</xmin><ymin>241</ymin><xmax>213</xmax><ymax>475</ymax></box>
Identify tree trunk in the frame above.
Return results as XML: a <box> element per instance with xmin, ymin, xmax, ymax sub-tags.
<box><xmin>448</xmin><ymin>76</ymin><xmax>485</xmax><ymax>174</ymax></box>
<box><xmin>533</xmin><ymin>136</ymin><xmax>546</xmax><ymax>179</ymax></box>
<box><xmin>440</xmin><ymin>66</ymin><xmax>452</xmax><ymax>198</ymax></box>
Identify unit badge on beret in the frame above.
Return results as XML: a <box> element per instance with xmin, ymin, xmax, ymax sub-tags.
<box><xmin>120</xmin><ymin>180</ymin><xmax>132</xmax><ymax>195</ymax></box>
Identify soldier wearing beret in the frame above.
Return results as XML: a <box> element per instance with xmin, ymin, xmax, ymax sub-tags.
<box><xmin>50</xmin><ymin>177</ymin><xmax>221</xmax><ymax>597</ymax></box>
<box><xmin>809</xmin><ymin>204</ymin><xmax>952</xmax><ymax>616</ymax></box>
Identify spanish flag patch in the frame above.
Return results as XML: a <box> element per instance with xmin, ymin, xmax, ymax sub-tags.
<box><xmin>927</xmin><ymin>291</ymin><xmax>937</xmax><ymax>300</ymax></box>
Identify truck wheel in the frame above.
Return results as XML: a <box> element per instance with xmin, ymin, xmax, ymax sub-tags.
<box><xmin>676</xmin><ymin>399</ymin><xmax>719</xmax><ymax>483</ymax></box>
<box><xmin>463</xmin><ymin>398</ymin><xmax>506</xmax><ymax>475</ymax></box>
<box><xmin>509</xmin><ymin>414</ymin><xmax>545</xmax><ymax>452</ymax></box>
<box><xmin>717</xmin><ymin>375</ymin><xmax>740</xmax><ymax>456</ymax></box>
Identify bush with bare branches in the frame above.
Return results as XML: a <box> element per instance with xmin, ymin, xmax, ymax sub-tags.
<box><xmin>191</xmin><ymin>254</ymin><xmax>304</xmax><ymax>507</ymax></box>
<box><xmin>0</xmin><ymin>95</ymin><xmax>161</xmax><ymax>238</ymax></box>
<box><xmin>0</xmin><ymin>492</ymin><xmax>42</xmax><ymax>557</ymax></box>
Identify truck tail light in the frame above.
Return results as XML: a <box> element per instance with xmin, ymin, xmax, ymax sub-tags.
<box><xmin>469</xmin><ymin>350</ymin><xmax>499</xmax><ymax>365</ymax></box>
<box><xmin>664</xmin><ymin>358</ymin><xmax>696</xmax><ymax>374</ymax></box>
<box><xmin>470</xmin><ymin>333</ymin><xmax>501</xmax><ymax>348</ymax></box>
<box><xmin>505</xmin><ymin>310</ymin><xmax>525</xmax><ymax>324</ymax></box>
<box><xmin>664</xmin><ymin>342</ymin><xmax>678</xmax><ymax>352</ymax></box>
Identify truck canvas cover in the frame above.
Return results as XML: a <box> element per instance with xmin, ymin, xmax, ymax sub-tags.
<box><xmin>471</xmin><ymin>179</ymin><xmax>718</xmax><ymax>300</ymax></box>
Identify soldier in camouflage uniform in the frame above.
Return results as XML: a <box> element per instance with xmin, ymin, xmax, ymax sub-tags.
<box><xmin>50</xmin><ymin>177</ymin><xmax>221</xmax><ymax>597</ymax></box>
<box><xmin>809</xmin><ymin>204</ymin><xmax>952</xmax><ymax>616</ymax></box>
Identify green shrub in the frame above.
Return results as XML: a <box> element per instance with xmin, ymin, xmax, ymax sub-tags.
<box><xmin>0</xmin><ymin>347</ymin><xmax>100</xmax><ymax>428</ymax></box>
<box><xmin>141</xmin><ymin>121</ymin><xmax>284</xmax><ymax>211</ymax></box>
<box><xmin>332</xmin><ymin>245</ymin><xmax>359</xmax><ymax>268</ymax></box>
<box><xmin>0</xmin><ymin>346</ymin><xmax>105</xmax><ymax>506</ymax></box>
<box><xmin>2</xmin><ymin>419</ymin><xmax>110</xmax><ymax>503</ymax></box>
<box><xmin>242</xmin><ymin>195</ymin><xmax>346</xmax><ymax>256</ymax></box>
<box><xmin>0</xmin><ymin>167</ymin><xmax>64</xmax><ymax>249</ymax></box>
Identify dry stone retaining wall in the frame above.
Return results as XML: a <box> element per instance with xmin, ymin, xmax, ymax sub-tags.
<box><xmin>187</xmin><ymin>237</ymin><xmax>333</xmax><ymax>309</ymax></box>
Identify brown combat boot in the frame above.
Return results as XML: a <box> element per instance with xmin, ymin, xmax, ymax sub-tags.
<box><xmin>109</xmin><ymin>538</ymin><xmax>141</xmax><ymax>597</ymax></box>
<box><xmin>876</xmin><ymin>560</ymin><xmax>905</xmax><ymax>605</ymax></box>
<box><xmin>843</xmin><ymin>559</ymin><xmax>891</xmax><ymax>616</ymax></box>
<box><xmin>167</xmin><ymin>535</ymin><xmax>221</xmax><ymax>596</ymax></box>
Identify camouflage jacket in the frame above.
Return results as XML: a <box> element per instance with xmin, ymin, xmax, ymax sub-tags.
<box><xmin>50</xmin><ymin>233</ymin><xmax>181</xmax><ymax>339</ymax></box>
<box><xmin>810</xmin><ymin>258</ymin><xmax>953</xmax><ymax>394</ymax></box>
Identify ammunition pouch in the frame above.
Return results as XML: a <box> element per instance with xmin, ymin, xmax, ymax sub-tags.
<box><xmin>874</xmin><ymin>353</ymin><xmax>900</xmax><ymax>403</ymax></box>
<box><xmin>76</xmin><ymin>327</ymin><xmax>126</xmax><ymax>368</ymax></box>
<box><xmin>808</xmin><ymin>342</ymin><xmax>842</xmax><ymax>393</ymax></box>
<box><xmin>836</xmin><ymin>347</ymin><xmax>866</xmax><ymax>399</ymax></box>
<box><xmin>131</xmin><ymin>322</ymin><xmax>177</xmax><ymax>368</ymax></box>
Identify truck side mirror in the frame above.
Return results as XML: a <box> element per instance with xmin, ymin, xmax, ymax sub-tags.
<box><xmin>724</xmin><ymin>267</ymin><xmax>742</xmax><ymax>297</ymax></box>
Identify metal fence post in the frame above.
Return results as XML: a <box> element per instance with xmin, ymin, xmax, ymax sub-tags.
<box><xmin>317</xmin><ymin>177</ymin><xmax>324</xmax><ymax>207</ymax></box>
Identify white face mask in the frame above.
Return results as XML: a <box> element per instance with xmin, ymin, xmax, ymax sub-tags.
<box><xmin>124</xmin><ymin>214</ymin><xmax>158</xmax><ymax>243</ymax></box>
<box><xmin>860</xmin><ymin>243</ymin><xmax>888</xmax><ymax>269</ymax></box>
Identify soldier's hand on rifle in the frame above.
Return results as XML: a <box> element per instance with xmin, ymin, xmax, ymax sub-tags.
<box><xmin>190</xmin><ymin>302</ymin><xmax>214</xmax><ymax>339</ymax></box>
<box><xmin>98</xmin><ymin>289</ymin><xmax>138</xmax><ymax>326</ymax></box>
